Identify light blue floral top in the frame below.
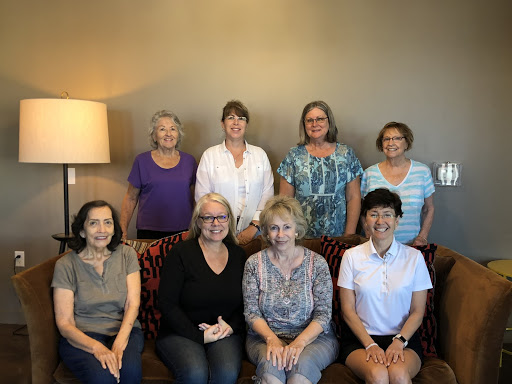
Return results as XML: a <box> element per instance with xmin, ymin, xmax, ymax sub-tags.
<box><xmin>278</xmin><ymin>143</ymin><xmax>363</xmax><ymax>237</ymax></box>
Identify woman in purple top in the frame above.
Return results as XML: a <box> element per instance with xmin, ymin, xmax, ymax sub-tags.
<box><xmin>121</xmin><ymin>110</ymin><xmax>197</xmax><ymax>240</ymax></box>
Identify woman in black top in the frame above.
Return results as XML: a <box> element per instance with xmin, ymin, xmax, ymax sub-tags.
<box><xmin>156</xmin><ymin>192</ymin><xmax>246</xmax><ymax>384</ymax></box>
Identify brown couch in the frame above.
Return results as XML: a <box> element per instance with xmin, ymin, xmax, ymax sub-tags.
<box><xmin>11</xmin><ymin>235</ymin><xmax>512</xmax><ymax>384</ymax></box>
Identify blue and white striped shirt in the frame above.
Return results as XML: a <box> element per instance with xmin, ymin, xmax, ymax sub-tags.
<box><xmin>361</xmin><ymin>160</ymin><xmax>435</xmax><ymax>244</ymax></box>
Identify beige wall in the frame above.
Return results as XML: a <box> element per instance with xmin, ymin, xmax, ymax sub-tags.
<box><xmin>1</xmin><ymin>0</ymin><xmax>511</xmax><ymax>323</ymax></box>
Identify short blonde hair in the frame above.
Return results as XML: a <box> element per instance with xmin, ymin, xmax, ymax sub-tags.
<box><xmin>189</xmin><ymin>193</ymin><xmax>238</xmax><ymax>244</ymax></box>
<box><xmin>260</xmin><ymin>195</ymin><xmax>307</xmax><ymax>245</ymax></box>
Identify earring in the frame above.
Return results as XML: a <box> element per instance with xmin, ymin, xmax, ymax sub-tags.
<box><xmin>295</xmin><ymin>233</ymin><xmax>298</xmax><ymax>238</ymax></box>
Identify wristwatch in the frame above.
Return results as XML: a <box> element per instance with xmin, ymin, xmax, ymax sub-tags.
<box><xmin>249</xmin><ymin>222</ymin><xmax>261</xmax><ymax>231</ymax></box>
<box><xmin>393</xmin><ymin>334</ymin><xmax>408</xmax><ymax>347</ymax></box>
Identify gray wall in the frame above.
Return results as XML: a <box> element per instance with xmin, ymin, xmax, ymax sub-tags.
<box><xmin>1</xmin><ymin>0</ymin><xmax>511</xmax><ymax>323</ymax></box>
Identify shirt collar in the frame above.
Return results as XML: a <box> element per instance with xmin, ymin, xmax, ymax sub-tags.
<box><xmin>368</xmin><ymin>236</ymin><xmax>399</xmax><ymax>261</ymax></box>
<box><xmin>221</xmin><ymin>140</ymin><xmax>251</xmax><ymax>153</ymax></box>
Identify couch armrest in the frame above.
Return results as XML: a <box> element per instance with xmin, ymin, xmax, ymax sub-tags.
<box><xmin>11</xmin><ymin>253</ymin><xmax>66</xmax><ymax>384</ymax></box>
<box><xmin>436</xmin><ymin>246</ymin><xmax>512</xmax><ymax>384</ymax></box>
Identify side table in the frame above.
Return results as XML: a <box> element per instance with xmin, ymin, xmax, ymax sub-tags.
<box><xmin>52</xmin><ymin>233</ymin><xmax>74</xmax><ymax>255</ymax></box>
<box><xmin>487</xmin><ymin>259</ymin><xmax>512</xmax><ymax>367</ymax></box>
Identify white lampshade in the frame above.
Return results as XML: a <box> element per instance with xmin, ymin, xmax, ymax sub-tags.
<box><xmin>19</xmin><ymin>98</ymin><xmax>110</xmax><ymax>164</ymax></box>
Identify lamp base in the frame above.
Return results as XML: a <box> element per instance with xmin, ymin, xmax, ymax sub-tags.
<box><xmin>52</xmin><ymin>233</ymin><xmax>74</xmax><ymax>254</ymax></box>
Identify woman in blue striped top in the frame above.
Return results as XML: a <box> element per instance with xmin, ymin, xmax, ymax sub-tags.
<box><xmin>361</xmin><ymin>122</ymin><xmax>435</xmax><ymax>245</ymax></box>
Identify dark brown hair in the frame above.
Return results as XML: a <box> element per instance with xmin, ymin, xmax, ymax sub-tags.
<box><xmin>68</xmin><ymin>200</ymin><xmax>122</xmax><ymax>253</ymax></box>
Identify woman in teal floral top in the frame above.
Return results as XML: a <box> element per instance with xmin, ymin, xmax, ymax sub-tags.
<box><xmin>278</xmin><ymin>101</ymin><xmax>363</xmax><ymax>238</ymax></box>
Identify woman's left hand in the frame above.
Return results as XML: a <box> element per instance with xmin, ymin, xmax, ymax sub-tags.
<box><xmin>283</xmin><ymin>338</ymin><xmax>306</xmax><ymax>371</ymax></box>
<box><xmin>216</xmin><ymin>316</ymin><xmax>233</xmax><ymax>337</ymax></box>
<box><xmin>385</xmin><ymin>339</ymin><xmax>405</xmax><ymax>366</ymax></box>
<box><xmin>412</xmin><ymin>235</ymin><xmax>427</xmax><ymax>246</ymax></box>
<box><xmin>111</xmin><ymin>336</ymin><xmax>128</xmax><ymax>370</ymax></box>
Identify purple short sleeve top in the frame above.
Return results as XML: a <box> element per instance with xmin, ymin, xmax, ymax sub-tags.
<box><xmin>128</xmin><ymin>151</ymin><xmax>197</xmax><ymax>232</ymax></box>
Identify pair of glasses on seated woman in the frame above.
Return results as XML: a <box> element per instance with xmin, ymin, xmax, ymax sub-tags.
<box><xmin>199</xmin><ymin>214</ymin><xmax>230</xmax><ymax>223</ymax></box>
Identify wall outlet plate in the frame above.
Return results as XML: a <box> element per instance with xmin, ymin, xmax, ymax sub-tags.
<box><xmin>15</xmin><ymin>251</ymin><xmax>25</xmax><ymax>267</ymax></box>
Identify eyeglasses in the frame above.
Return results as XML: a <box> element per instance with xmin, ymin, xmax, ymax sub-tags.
<box><xmin>367</xmin><ymin>213</ymin><xmax>395</xmax><ymax>220</ymax></box>
<box><xmin>225</xmin><ymin>115</ymin><xmax>247</xmax><ymax>122</ymax></box>
<box><xmin>382</xmin><ymin>136</ymin><xmax>405</xmax><ymax>143</ymax></box>
<box><xmin>305</xmin><ymin>117</ymin><xmax>328</xmax><ymax>125</ymax></box>
<box><xmin>199</xmin><ymin>214</ymin><xmax>230</xmax><ymax>223</ymax></box>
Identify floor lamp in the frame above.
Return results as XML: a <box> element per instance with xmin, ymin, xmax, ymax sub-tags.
<box><xmin>18</xmin><ymin>96</ymin><xmax>110</xmax><ymax>254</ymax></box>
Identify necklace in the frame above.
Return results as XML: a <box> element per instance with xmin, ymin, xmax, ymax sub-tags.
<box><xmin>232</xmin><ymin>149</ymin><xmax>244</xmax><ymax>163</ymax></box>
<box><xmin>274</xmin><ymin>247</ymin><xmax>299</xmax><ymax>281</ymax></box>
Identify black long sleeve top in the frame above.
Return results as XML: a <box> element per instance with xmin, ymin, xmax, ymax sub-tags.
<box><xmin>157</xmin><ymin>237</ymin><xmax>246</xmax><ymax>344</ymax></box>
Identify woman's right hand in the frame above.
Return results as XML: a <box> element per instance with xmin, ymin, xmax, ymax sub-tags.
<box><xmin>365</xmin><ymin>343</ymin><xmax>387</xmax><ymax>365</ymax></box>
<box><xmin>92</xmin><ymin>342</ymin><xmax>120</xmax><ymax>381</ymax></box>
<box><xmin>266</xmin><ymin>336</ymin><xmax>285</xmax><ymax>370</ymax></box>
<box><xmin>203</xmin><ymin>324</ymin><xmax>225</xmax><ymax>344</ymax></box>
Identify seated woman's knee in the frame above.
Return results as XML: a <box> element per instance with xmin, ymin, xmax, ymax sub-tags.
<box><xmin>365</xmin><ymin>364</ymin><xmax>390</xmax><ymax>384</ymax></box>
<box><xmin>287</xmin><ymin>373</ymin><xmax>312</xmax><ymax>384</ymax></box>
<box><xmin>388</xmin><ymin>366</ymin><xmax>412</xmax><ymax>384</ymax></box>
<box><xmin>261</xmin><ymin>372</ymin><xmax>282</xmax><ymax>384</ymax></box>
<box><xmin>174</xmin><ymin>366</ymin><xmax>209</xmax><ymax>384</ymax></box>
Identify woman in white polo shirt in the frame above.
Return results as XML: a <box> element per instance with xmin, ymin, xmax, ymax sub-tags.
<box><xmin>338</xmin><ymin>188</ymin><xmax>432</xmax><ymax>383</ymax></box>
<box><xmin>195</xmin><ymin>100</ymin><xmax>274</xmax><ymax>244</ymax></box>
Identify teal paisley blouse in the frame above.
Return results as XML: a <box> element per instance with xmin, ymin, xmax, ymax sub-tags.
<box><xmin>277</xmin><ymin>143</ymin><xmax>363</xmax><ymax>237</ymax></box>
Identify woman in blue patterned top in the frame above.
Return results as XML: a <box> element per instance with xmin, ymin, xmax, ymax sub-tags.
<box><xmin>361</xmin><ymin>122</ymin><xmax>435</xmax><ymax>245</ymax></box>
<box><xmin>243</xmin><ymin>196</ymin><xmax>338</xmax><ymax>384</ymax></box>
<box><xmin>278</xmin><ymin>101</ymin><xmax>363</xmax><ymax>238</ymax></box>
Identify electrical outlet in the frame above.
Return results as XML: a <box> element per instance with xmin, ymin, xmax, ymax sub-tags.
<box><xmin>15</xmin><ymin>251</ymin><xmax>25</xmax><ymax>267</ymax></box>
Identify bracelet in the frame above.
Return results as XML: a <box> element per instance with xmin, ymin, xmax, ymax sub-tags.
<box><xmin>365</xmin><ymin>342</ymin><xmax>378</xmax><ymax>350</ymax></box>
<box><xmin>249</xmin><ymin>222</ymin><xmax>261</xmax><ymax>231</ymax></box>
<box><xmin>416</xmin><ymin>235</ymin><xmax>427</xmax><ymax>243</ymax></box>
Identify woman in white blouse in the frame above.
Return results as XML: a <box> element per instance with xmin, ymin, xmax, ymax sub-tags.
<box><xmin>195</xmin><ymin>100</ymin><xmax>274</xmax><ymax>244</ymax></box>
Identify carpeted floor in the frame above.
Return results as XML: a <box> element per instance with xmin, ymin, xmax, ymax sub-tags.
<box><xmin>0</xmin><ymin>323</ymin><xmax>510</xmax><ymax>384</ymax></box>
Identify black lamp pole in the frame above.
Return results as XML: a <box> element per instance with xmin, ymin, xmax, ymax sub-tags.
<box><xmin>52</xmin><ymin>163</ymin><xmax>71</xmax><ymax>254</ymax></box>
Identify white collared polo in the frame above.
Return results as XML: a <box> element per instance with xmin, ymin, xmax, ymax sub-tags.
<box><xmin>338</xmin><ymin>238</ymin><xmax>432</xmax><ymax>335</ymax></box>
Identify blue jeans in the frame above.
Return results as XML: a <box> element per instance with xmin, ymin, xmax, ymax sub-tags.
<box><xmin>246</xmin><ymin>331</ymin><xmax>339</xmax><ymax>384</ymax></box>
<box><xmin>59</xmin><ymin>327</ymin><xmax>144</xmax><ymax>384</ymax></box>
<box><xmin>156</xmin><ymin>333</ymin><xmax>243</xmax><ymax>384</ymax></box>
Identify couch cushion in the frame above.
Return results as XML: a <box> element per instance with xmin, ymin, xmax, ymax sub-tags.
<box><xmin>123</xmin><ymin>239</ymin><xmax>153</xmax><ymax>256</ymax></box>
<box><xmin>412</xmin><ymin>243</ymin><xmax>438</xmax><ymax>357</ymax></box>
<box><xmin>138</xmin><ymin>232</ymin><xmax>189</xmax><ymax>339</ymax></box>
<box><xmin>320</xmin><ymin>236</ymin><xmax>438</xmax><ymax>357</ymax></box>
<box><xmin>320</xmin><ymin>236</ymin><xmax>356</xmax><ymax>338</ymax></box>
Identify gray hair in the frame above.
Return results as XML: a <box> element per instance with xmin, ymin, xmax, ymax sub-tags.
<box><xmin>148</xmin><ymin>110</ymin><xmax>184</xmax><ymax>149</ymax></box>
<box><xmin>298</xmin><ymin>100</ymin><xmax>338</xmax><ymax>145</ymax></box>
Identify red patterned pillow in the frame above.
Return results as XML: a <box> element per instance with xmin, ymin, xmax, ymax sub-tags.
<box><xmin>412</xmin><ymin>243</ymin><xmax>438</xmax><ymax>357</ymax></box>
<box><xmin>320</xmin><ymin>236</ymin><xmax>438</xmax><ymax>357</ymax></box>
<box><xmin>138</xmin><ymin>231</ymin><xmax>189</xmax><ymax>339</ymax></box>
<box><xmin>122</xmin><ymin>239</ymin><xmax>152</xmax><ymax>255</ymax></box>
<box><xmin>320</xmin><ymin>236</ymin><xmax>355</xmax><ymax>338</ymax></box>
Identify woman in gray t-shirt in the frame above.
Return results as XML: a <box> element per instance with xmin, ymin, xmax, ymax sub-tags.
<box><xmin>52</xmin><ymin>200</ymin><xmax>143</xmax><ymax>384</ymax></box>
